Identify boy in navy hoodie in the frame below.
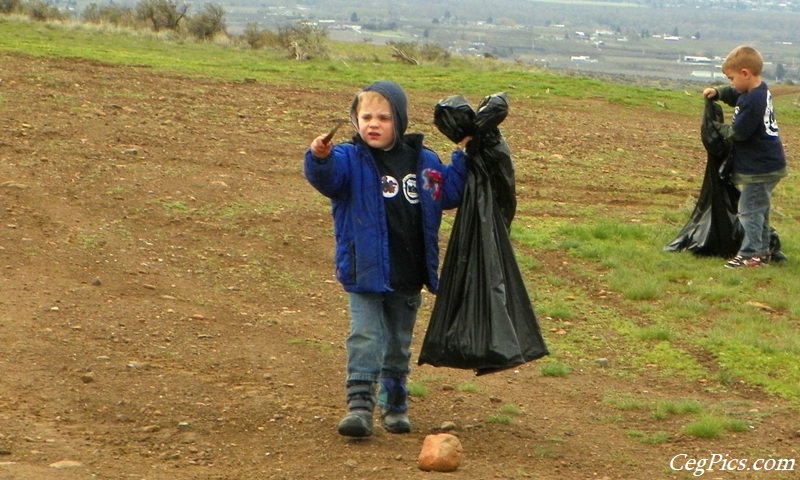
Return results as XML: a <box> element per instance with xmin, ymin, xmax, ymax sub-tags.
<box><xmin>703</xmin><ymin>46</ymin><xmax>787</xmax><ymax>268</ymax></box>
<box><xmin>304</xmin><ymin>81</ymin><xmax>469</xmax><ymax>437</ymax></box>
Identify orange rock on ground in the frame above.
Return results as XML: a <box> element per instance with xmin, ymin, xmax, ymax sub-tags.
<box><xmin>418</xmin><ymin>433</ymin><xmax>463</xmax><ymax>472</ymax></box>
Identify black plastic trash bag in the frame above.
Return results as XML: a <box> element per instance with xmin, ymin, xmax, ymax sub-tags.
<box><xmin>664</xmin><ymin>98</ymin><xmax>785</xmax><ymax>260</ymax></box>
<box><xmin>433</xmin><ymin>94</ymin><xmax>517</xmax><ymax>228</ymax></box>
<box><xmin>418</xmin><ymin>93</ymin><xmax>548</xmax><ymax>376</ymax></box>
<box><xmin>664</xmin><ymin>99</ymin><xmax>741</xmax><ymax>257</ymax></box>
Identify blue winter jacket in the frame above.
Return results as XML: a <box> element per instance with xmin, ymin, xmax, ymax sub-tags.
<box><xmin>304</xmin><ymin>135</ymin><xmax>467</xmax><ymax>294</ymax></box>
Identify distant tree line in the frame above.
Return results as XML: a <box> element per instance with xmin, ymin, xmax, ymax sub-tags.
<box><xmin>0</xmin><ymin>0</ymin><xmax>334</xmax><ymax>59</ymax></box>
<box><xmin>1</xmin><ymin>0</ymin><xmax>228</xmax><ymax>40</ymax></box>
<box><xmin>0</xmin><ymin>0</ymin><xmax>456</xmax><ymax>64</ymax></box>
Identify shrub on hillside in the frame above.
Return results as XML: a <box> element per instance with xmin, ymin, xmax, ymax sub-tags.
<box><xmin>276</xmin><ymin>22</ymin><xmax>328</xmax><ymax>60</ymax></box>
<box><xmin>387</xmin><ymin>41</ymin><xmax>450</xmax><ymax>65</ymax></box>
<box><xmin>24</xmin><ymin>0</ymin><xmax>65</xmax><ymax>21</ymax></box>
<box><xmin>0</xmin><ymin>0</ymin><xmax>21</xmax><ymax>14</ymax></box>
<box><xmin>187</xmin><ymin>3</ymin><xmax>226</xmax><ymax>40</ymax></box>
<box><xmin>241</xmin><ymin>22</ymin><xmax>280</xmax><ymax>50</ymax></box>
<box><xmin>82</xmin><ymin>3</ymin><xmax>137</xmax><ymax>28</ymax></box>
<box><xmin>135</xmin><ymin>0</ymin><xmax>187</xmax><ymax>32</ymax></box>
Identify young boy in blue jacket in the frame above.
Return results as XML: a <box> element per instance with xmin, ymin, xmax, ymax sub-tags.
<box><xmin>304</xmin><ymin>81</ymin><xmax>469</xmax><ymax>437</ymax></box>
<box><xmin>703</xmin><ymin>46</ymin><xmax>788</xmax><ymax>268</ymax></box>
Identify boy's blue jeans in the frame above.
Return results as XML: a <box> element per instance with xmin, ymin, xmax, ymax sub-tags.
<box><xmin>737</xmin><ymin>180</ymin><xmax>779</xmax><ymax>258</ymax></box>
<box><xmin>345</xmin><ymin>291</ymin><xmax>421</xmax><ymax>384</ymax></box>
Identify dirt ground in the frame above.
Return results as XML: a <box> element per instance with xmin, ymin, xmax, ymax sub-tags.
<box><xmin>1</xmin><ymin>52</ymin><xmax>798</xmax><ymax>480</ymax></box>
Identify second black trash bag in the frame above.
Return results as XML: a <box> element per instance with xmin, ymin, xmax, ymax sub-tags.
<box><xmin>664</xmin><ymin>98</ymin><xmax>741</xmax><ymax>257</ymax></box>
<box><xmin>418</xmin><ymin>93</ymin><xmax>548</xmax><ymax>376</ymax></box>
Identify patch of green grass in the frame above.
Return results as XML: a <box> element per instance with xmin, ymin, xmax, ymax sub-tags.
<box><xmin>626</xmin><ymin>430</ymin><xmax>671</xmax><ymax>444</ymax></box>
<box><xmin>617</xmin><ymin>275</ymin><xmax>664</xmax><ymax>300</ymax></box>
<box><xmin>486</xmin><ymin>414</ymin><xmax>512</xmax><ymax>424</ymax></box>
<box><xmin>162</xmin><ymin>200</ymin><xmax>190</xmax><ymax>215</ymax></box>
<box><xmin>644</xmin><ymin>431</ymin><xmax>671</xmax><ymax>444</ymax></box>
<box><xmin>702</xmin><ymin>310</ymin><xmax>800</xmax><ymax>400</ymax></box>
<box><xmin>532</xmin><ymin>446</ymin><xmax>558</xmax><ymax>458</ymax></box>
<box><xmin>407</xmin><ymin>380</ymin><xmax>428</xmax><ymax>398</ymax></box>
<box><xmin>651</xmin><ymin>399</ymin><xmax>703</xmax><ymax>420</ymax></box>
<box><xmin>682</xmin><ymin>414</ymin><xmax>749</xmax><ymax>439</ymax></box>
<box><xmin>77</xmin><ymin>233</ymin><xmax>104</xmax><ymax>250</ymax></box>
<box><xmin>636</xmin><ymin>325</ymin><xmax>673</xmax><ymax>341</ymax></box>
<box><xmin>662</xmin><ymin>296</ymin><xmax>708</xmax><ymax>319</ymax></box>
<box><xmin>714</xmin><ymin>368</ymin><xmax>739</xmax><ymax>387</ymax></box>
<box><xmin>511</xmin><ymin>223</ymin><xmax>560</xmax><ymax>249</ymax></box>
<box><xmin>539</xmin><ymin>362</ymin><xmax>571</xmax><ymax>377</ymax></box>
<box><xmin>602</xmin><ymin>393</ymin><xmax>643</xmax><ymax>411</ymax></box>
<box><xmin>498</xmin><ymin>404</ymin><xmax>525</xmax><ymax>416</ymax></box>
<box><xmin>457</xmin><ymin>383</ymin><xmax>479</xmax><ymax>393</ymax></box>
<box><xmin>635</xmin><ymin>342</ymin><xmax>706</xmax><ymax>380</ymax></box>
<box><xmin>537</xmin><ymin>298</ymin><xmax>576</xmax><ymax>321</ymax></box>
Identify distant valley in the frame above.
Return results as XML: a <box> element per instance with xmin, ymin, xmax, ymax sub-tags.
<box><xmin>65</xmin><ymin>0</ymin><xmax>800</xmax><ymax>82</ymax></box>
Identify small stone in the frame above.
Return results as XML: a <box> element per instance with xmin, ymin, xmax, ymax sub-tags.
<box><xmin>439</xmin><ymin>421</ymin><xmax>457</xmax><ymax>432</ymax></box>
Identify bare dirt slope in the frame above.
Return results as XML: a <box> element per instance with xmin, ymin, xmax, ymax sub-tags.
<box><xmin>1</xmin><ymin>53</ymin><xmax>798</xmax><ymax>479</ymax></box>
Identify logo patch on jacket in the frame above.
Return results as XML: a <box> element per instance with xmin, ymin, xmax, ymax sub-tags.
<box><xmin>421</xmin><ymin>168</ymin><xmax>443</xmax><ymax>201</ymax></box>
<box><xmin>382</xmin><ymin>175</ymin><xmax>400</xmax><ymax>197</ymax></box>
<box><xmin>403</xmin><ymin>173</ymin><xmax>419</xmax><ymax>204</ymax></box>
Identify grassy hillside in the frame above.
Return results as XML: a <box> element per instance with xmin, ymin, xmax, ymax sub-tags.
<box><xmin>2</xmin><ymin>15</ymin><xmax>799</xmax><ymax>408</ymax></box>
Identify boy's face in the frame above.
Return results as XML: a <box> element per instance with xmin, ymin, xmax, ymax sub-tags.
<box><xmin>357</xmin><ymin>95</ymin><xmax>395</xmax><ymax>150</ymax></box>
<box><xmin>724</xmin><ymin>67</ymin><xmax>757</xmax><ymax>93</ymax></box>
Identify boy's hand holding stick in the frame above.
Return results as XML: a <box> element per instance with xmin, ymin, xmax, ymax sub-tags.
<box><xmin>311</xmin><ymin>120</ymin><xmax>347</xmax><ymax>159</ymax></box>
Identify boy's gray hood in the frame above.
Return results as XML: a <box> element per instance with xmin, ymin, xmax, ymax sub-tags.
<box><xmin>350</xmin><ymin>80</ymin><xmax>408</xmax><ymax>149</ymax></box>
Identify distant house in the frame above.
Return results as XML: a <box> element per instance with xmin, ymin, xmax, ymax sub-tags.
<box><xmin>684</xmin><ymin>56</ymin><xmax>712</xmax><ymax>63</ymax></box>
<box><xmin>691</xmin><ymin>71</ymin><xmax>726</xmax><ymax>79</ymax></box>
<box><xmin>663</xmin><ymin>36</ymin><xmax>681</xmax><ymax>41</ymax></box>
